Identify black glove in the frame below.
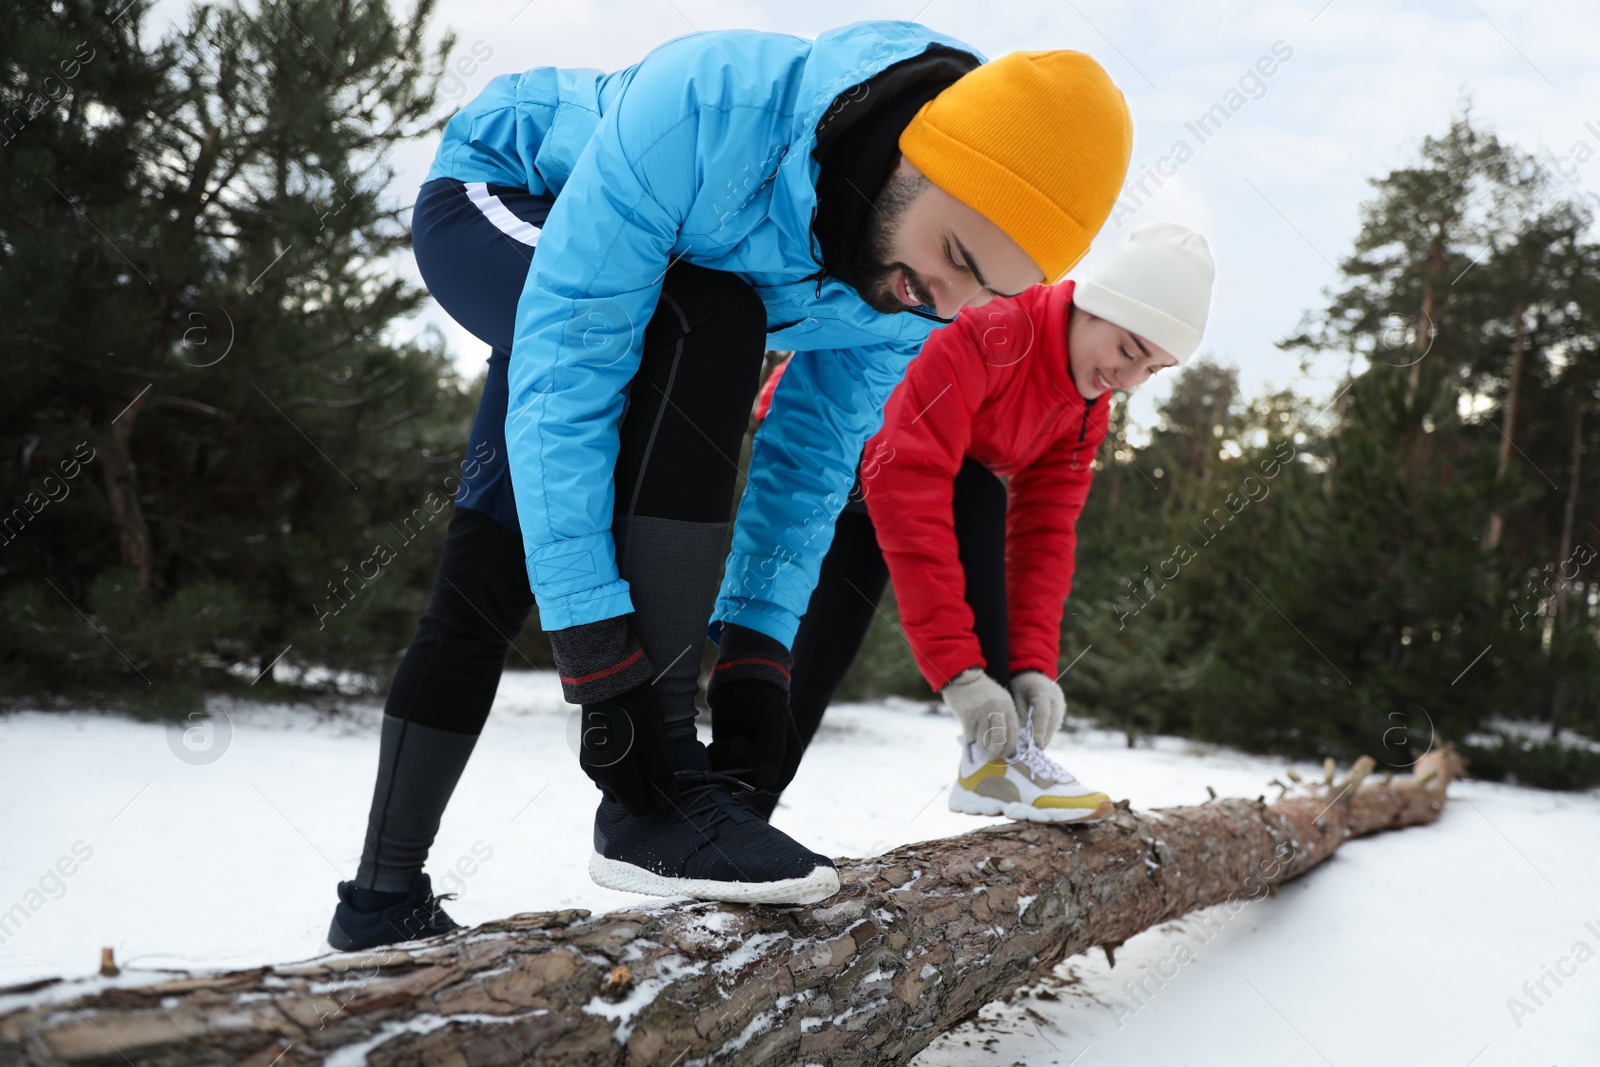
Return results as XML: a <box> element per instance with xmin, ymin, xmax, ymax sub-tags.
<box><xmin>705</xmin><ymin>623</ymin><xmax>801</xmax><ymax>795</ymax></box>
<box><xmin>548</xmin><ymin>615</ymin><xmax>675</xmax><ymax>817</ymax></box>
<box><xmin>707</xmin><ymin>678</ymin><xmax>803</xmax><ymax>794</ymax></box>
<box><xmin>577</xmin><ymin>682</ymin><xmax>678</xmax><ymax>816</ymax></box>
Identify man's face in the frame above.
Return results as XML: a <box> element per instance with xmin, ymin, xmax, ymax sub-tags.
<box><xmin>1066</xmin><ymin>306</ymin><xmax>1180</xmax><ymax>399</ymax></box>
<box><xmin>853</xmin><ymin>157</ymin><xmax>1045</xmax><ymax>319</ymax></box>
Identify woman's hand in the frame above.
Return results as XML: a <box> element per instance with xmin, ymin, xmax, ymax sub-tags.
<box><xmin>1009</xmin><ymin>670</ymin><xmax>1066</xmax><ymax>748</ymax></box>
<box><xmin>942</xmin><ymin>667</ymin><xmax>1021</xmax><ymax>760</ymax></box>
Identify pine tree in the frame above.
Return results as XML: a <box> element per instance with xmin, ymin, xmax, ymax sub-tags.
<box><xmin>0</xmin><ymin>0</ymin><xmax>475</xmax><ymax>705</ymax></box>
<box><xmin>1275</xmin><ymin>111</ymin><xmax>1599</xmax><ymax>768</ymax></box>
<box><xmin>1067</xmin><ymin>112</ymin><xmax>1599</xmax><ymax>781</ymax></box>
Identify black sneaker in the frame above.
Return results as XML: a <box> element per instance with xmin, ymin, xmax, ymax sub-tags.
<box><xmin>326</xmin><ymin>872</ymin><xmax>463</xmax><ymax>951</ymax></box>
<box><xmin>739</xmin><ymin>787</ymin><xmax>782</xmax><ymax>822</ymax></box>
<box><xmin>589</xmin><ymin>769</ymin><xmax>839</xmax><ymax>905</ymax></box>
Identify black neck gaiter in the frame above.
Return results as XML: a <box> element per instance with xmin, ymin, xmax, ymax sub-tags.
<box><xmin>809</xmin><ymin>45</ymin><xmax>979</xmax><ymax>289</ymax></box>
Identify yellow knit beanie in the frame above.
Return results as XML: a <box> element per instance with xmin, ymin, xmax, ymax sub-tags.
<box><xmin>898</xmin><ymin>49</ymin><xmax>1133</xmax><ymax>284</ymax></box>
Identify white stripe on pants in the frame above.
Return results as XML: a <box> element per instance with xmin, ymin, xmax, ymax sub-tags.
<box><xmin>463</xmin><ymin>181</ymin><xmax>543</xmax><ymax>247</ymax></box>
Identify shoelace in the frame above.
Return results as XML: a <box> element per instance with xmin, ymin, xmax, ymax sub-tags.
<box><xmin>661</xmin><ymin>768</ymin><xmax>757</xmax><ymax>834</ymax></box>
<box><xmin>394</xmin><ymin>889</ymin><xmax>459</xmax><ymax>940</ymax></box>
<box><xmin>414</xmin><ymin>890</ymin><xmax>458</xmax><ymax>930</ymax></box>
<box><xmin>1013</xmin><ymin>734</ymin><xmax>1078</xmax><ymax>784</ymax></box>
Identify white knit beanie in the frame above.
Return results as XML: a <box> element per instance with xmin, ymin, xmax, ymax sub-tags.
<box><xmin>1072</xmin><ymin>222</ymin><xmax>1214</xmax><ymax>364</ymax></box>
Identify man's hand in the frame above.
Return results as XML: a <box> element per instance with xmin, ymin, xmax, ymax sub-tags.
<box><xmin>577</xmin><ymin>682</ymin><xmax>679</xmax><ymax>816</ymax></box>
<box><xmin>943</xmin><ymin>667</ymin><xmax>1020</xmax><ymax>760</ymax></box>
<box><xmin>705</xmin><ymin>622</ymin><xmax>801</xmax><ymax>794</ymax></box>
<box><xmin>1009</xmin><ymin>670</ymin><xmax>1066</xmax><ymax>748</ymax></box>
<box><xmin>707</xmin><ymin>678</ymin><xmax>803</xmax><ymax>794</ymax></box>
<box><xmin>549</xmin><ymin>615</ymin><xmax>675</xmax><ymax>814</ymax></box>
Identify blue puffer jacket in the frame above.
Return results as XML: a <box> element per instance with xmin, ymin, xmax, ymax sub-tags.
<box><xmin>424</xmin><ymin>21</ymin><xmax>987</xmax><ymax>647</ymax></box>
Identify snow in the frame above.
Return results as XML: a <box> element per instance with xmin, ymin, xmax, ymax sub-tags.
<box><xmin>711</xmin><ymin>931</ymin><xmax>794</xmax><ymax>975</ymax></box>
<box><xmin>580</xmin><ymin>935</ymin><xmax>715</xmax><ymax>1042</ymax></box>
<box><xmin>321</xmin><ymin>1010</ymin><xmax>549</xmax><ymax>1067</ymax></box>
<box><xmin>582</xmin><ymin>974</ymin><xmax>673</xmax><ymax>1042</ymax></box>
<box><xmin>2</xmin><ymin>671</ymin><xmax>1597</xmax><ymax>1065</ymax></box>
<box><xmin>1465</xmin><ymin>717</ymin><xmax>1600</xmax><ymax>753</ymax></box>
<box><xmin>697</xmin><ymin>1008</ymin><xmax>776</xmax><ymax>1060</ymax></box>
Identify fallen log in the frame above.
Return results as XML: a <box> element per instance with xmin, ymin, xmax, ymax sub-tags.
<box><xmin>0</xmin><ymin>747</ymin><xmax>1463</xmax><ymax>1066</ymax></box>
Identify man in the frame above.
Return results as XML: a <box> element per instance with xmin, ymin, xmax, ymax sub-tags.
<box><xmin>327</xmin><ymin>20</ymin><xmax>1133</xmax><ymax>950</ymax></box>
<box><xmin>752</xmin><ymin>223</ymin><xmax>1215</xmax><ymax>822</ymax></box>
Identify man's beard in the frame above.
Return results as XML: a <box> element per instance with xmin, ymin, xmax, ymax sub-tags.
<box><xmin>852</xmin><ymin>170</ymin><xmax>933</xmax><ymax>315</ymax></box>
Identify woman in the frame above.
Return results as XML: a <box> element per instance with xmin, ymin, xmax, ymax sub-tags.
<box><xmin>752</xmin><ymin>222</ymin><xmax>1215</xmax><ymax>823</ymax></box>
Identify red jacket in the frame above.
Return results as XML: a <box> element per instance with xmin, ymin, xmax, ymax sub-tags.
<box><xmin>860</xmin><ymin>280</ymin><xmax>1109</xmax><ymax>689</ymax></box>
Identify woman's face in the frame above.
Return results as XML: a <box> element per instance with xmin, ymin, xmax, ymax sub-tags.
<box><xmin>1066</xmin><ymin>305</ymin><xmax>1180</xmax><ymax>399</ymax></box>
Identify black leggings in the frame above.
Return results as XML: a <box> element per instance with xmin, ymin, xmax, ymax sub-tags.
<box><xmin>749</xmin><ymin>457</ymin><xmax>1009</xmax><ymax>818</ymax></box>
<box><xmin>354</xmin><ymin>178</ymin><xmax>769</xmax><ymax>891</ymax></box>
<box><xmin>381</xmin><ymin>256</ymin><xmax>770</xmax><ymax>741</ymax></box>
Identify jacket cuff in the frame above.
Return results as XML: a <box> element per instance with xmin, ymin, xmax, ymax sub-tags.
<box><xmin>942</xmin><ymin>665</ymin><xmax>987</xmax><ymax>691</ymax></box>
<box><xmin>922</xmin><ymin>646</ymin><xmax>987</xmax><ymax>693</ymax></box>
<box><xmin>708</xmin><ymin>622</ymin><xmax>793</xmax><ymax>697</ymax></box>
<box><xmin>710</xmin><ymin>595</ymin><xmax>801</xmax><ymax>649</ymax></box>
<box><xmin>547</xmin><ymin>615</ymin><xmax>656</xmax><ymax>705</ymax></box>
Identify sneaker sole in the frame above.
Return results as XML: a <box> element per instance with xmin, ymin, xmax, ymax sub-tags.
<box><xmin>589</xmin><ymin>852</ymin><xmax>840</xmax><ymax>905</ymax></box>
<box><xmin>322</xmin><ymin>925</ymin><xmax>430</xmax><ymax>954</ymax></box>
<box><xmin>948</xmin><ymin>783</ymin><xmax>1112</xmax><ymax>824</ymax></box>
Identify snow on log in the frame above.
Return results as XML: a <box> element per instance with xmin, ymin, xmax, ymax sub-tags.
<box><xmin>0</xmin><ymin>748</ymin><xmax>1463</xmax><ymax>1066</ymax></box>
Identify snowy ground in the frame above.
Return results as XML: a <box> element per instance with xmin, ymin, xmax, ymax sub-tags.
<box><xmin>2</xmin><ymin>671</ymin><xmax>1597</xmax><ymax>1066</ymax></box>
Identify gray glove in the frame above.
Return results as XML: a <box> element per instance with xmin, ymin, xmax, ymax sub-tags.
<box><xmin>941</xmin><ymin>667</ymin><xmax>1020</xmax><ymax>760</ymax></box>
<box><xmin>1009</xmin><ymin>670</ymin><xmax>1065</xmax><ymax>749</ymax></box>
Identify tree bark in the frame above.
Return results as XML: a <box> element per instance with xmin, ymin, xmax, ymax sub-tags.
<box><xmin>1548</xmin><ymin>359</ymin><xmax>1586</xmax><ymax>734</ymax></box>
<box><xmin>0</xmin><ymin>750</ymin><xmax>1463</xmax><ymax>1067</ymax></box>
<box><xmin>101</xmin><ymin>387</ymin><xmax>154</xmax><ymax>593</ymax></box>
<box><xmin>1482</xmin><ymin>302</ymin><xmax>1528</xmax><ymax>551</ymax></box>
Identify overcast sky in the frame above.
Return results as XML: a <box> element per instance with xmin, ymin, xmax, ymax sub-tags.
<box><xmin>146</xmin><ymin>0</ymin><xmax>1600</xmax><ymax>433</ymax></box>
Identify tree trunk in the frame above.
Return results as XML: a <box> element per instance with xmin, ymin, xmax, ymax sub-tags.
<box><xmin>1549</xmin><ymin>360</ymin><xmax>1585</xmax><ymax>734</ymax></box>
<box><xmin>1405</xmin><ymin>242</ymin><xmax>1442</xmax><ymax>416</ymax></box>
<box><xmin>0</xmin><ymin>750</ymin><xmax>1463</xmax><ymax>1067</ymax></box>
<box><xmin>101</xmin><ymin>387</ymin><xmax>154</xmax><ymax>593</ymax></box>
<box><xmin>1482</xmin><ymin>302</ymin><xmax>1528</xmax><ymax>551</ymax></box>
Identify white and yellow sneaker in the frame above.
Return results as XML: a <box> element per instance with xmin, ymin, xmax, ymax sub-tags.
<box><xmin>948</xmin><ymin>733</ymin><xmax>1112</xmax><ymax>823</ymax></box>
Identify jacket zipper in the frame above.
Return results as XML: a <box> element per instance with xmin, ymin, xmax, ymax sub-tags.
<box><xmin>1079</xmin><ymin>394</ymin><xmax>1100</xmax><ymax>443</ymax></box>
<box><xmin>1011</xmin><ymin>390</ymin><xmax>1096</xmax><ymax>476</ymax></box>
